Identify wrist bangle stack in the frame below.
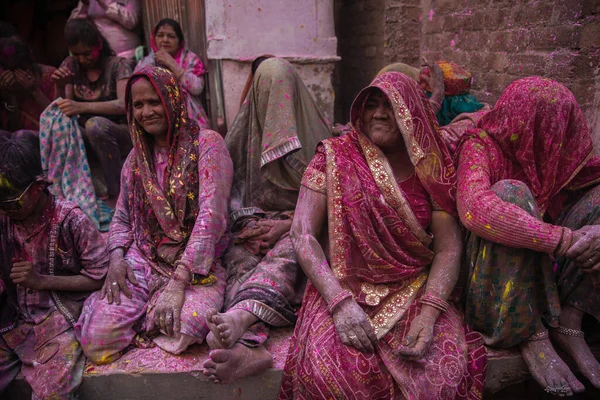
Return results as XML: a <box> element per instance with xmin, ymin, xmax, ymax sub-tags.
<box><xmin>420</xmin><ymin>293</ymin><xmax>449</xmax><ymax>313</ymax></box>
<box><xmin>327</xmin><ymin>290</ymin><xmax>352</xmax><ymax>314</ymax></box>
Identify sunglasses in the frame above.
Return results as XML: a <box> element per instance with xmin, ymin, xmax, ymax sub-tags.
<box><xmin>0</xmin><ymin>181</ymin><xmax>35</xmax><ymax>213</ymax></box>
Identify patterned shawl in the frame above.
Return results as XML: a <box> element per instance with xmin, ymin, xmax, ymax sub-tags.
<box><xmin>225</xmin><ymin>57</ymin><xmax>332</xmax><ymax>222</ymax></box>
<box><xmin>457</xmin><ymin>76</ymin><xmax>600</xmax><ymax>218</ymax></box>
<box><xmin>319</xmin><ymin>72</ymin><xmax>456</xmax><ymax>338</ymax></box>
<box><xmin>124</xmin><ymin>66</ymin><xmax>200</xmax><ymax>271</ymax></box>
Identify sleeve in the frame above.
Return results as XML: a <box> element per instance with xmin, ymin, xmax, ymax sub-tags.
<box><xmin>59</xmin><ymin>57</ymin><xmax>75</xmax><ymax>72</ymax></box>
<box><xmin>177</xmin><ymin>131</ymin><xmax>234</xmax><ymax>275</ymax></box>
<box><xmin>69</xmin><ymin>2</ymin><xmax>89</xmax><ymax>19</ymax></box>
<box><xmin>178</xmin><ymin>53</ymin><xmax>205</xmax><ymax>96</ymax></box>
<box><xmin>134</xmin><ymin>55</ymin><xmax>154</xmax><ymax>72</ymax></box>
<box><xmin>456</xmin><ymin>138</ymin><xmax>567</xmax><ymax>255</ymax></box>
<box><xmin>65</xmin><ymin>208</ymin><xmax>109</xmax><ymax>280</ymax></box>
<box><xmin>97</xmin><ymin>0</ymin><xmax>141</xmax><ymax>31</ymax></box>
<box><xmin>301</xmin><ymin>144</ymin><xmax>327</xmax><ymax>194</ymax></box>
<box><xmin>108</xmin><ymin>155</ymin><xmax>135</xmax><ymax>252</ymax></box>
<box><xmin>113</xmin><ymin>57</ymin><xmax>133</xmax><ymax>82</ymax></box>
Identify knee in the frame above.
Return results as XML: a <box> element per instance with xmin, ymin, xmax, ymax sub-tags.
<box><xmin>84</xmin><ymin>117</ymin><xmax>109</xmax><ymax>142</ymax></box>
<box><xmin>491</xmin><ymin>179</ymin><xmax>540</xmax><ymax>217</ymax></box>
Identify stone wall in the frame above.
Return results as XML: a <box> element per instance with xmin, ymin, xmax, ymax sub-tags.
<box><xmin>420</xmin><ymin>0</ymin><xmax>600</xmax><ymax>114</ymax></box>
<box><xmin>206</xmin><ymin>0</ymin><xmax>339</xmax><ymax>126</ymax></box>
<box><xmin>335</xmin><ymin>0</ymin><xmax>600</xmax><ymax>146</ymax></box>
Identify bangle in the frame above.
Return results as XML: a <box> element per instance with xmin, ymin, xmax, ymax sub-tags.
<box><xmin>527</xmin><ymin>330</ymin><xmax>549</xmax><ymax>341</ymax></box>
<box><xmin>420</xmin><ymin>293</ymin><xmax>449</xmax><ymax>313</ymax></box>
<box><xmin>327</xmin><ymin>290</ymin><xmax>352</xmax><ymax>314</ymax></box>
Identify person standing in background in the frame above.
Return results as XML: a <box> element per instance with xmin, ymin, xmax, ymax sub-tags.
<box><xmin>70</xmin><ymin>0</ymin><xmax>141</xmax><ymax>65</ymax></box>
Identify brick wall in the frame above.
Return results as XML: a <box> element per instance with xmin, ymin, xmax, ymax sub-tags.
<box><xmin>336</xmin><ymin>0</ymin><xmax>600</xmax><ymax>146</ymax></box>
<box><xmin>419</xmin><ymin>0</ymin><xmax>600</xmax><ymax>144</ymax></box>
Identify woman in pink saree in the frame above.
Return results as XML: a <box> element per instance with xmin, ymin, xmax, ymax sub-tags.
<box><xmin>280</xmin><ymin>72</ymin><xmax>487</xmax><ymax>399</ymax></box>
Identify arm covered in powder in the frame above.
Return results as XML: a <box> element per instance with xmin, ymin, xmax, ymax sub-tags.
<box><xmin>97</xmin><ymin>0</ymin><xmax>141</xmax><ymax>30</ymax></box>
<box><xmin>177</xmin><ymin>130</ymin><xmax>233</xmax><ymax>275</ymax></box>
<box><xmin>108</xmin><ymin>155</ymin><xmax>135</xmax><ymax>254</ymax></box>
<box><xmin>457</xmin><ymin>138</ymin><xmax>569</xmax><ymax>255</ymax></box>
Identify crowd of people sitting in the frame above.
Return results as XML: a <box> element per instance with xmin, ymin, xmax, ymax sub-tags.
<box><xmin>1</xmin><ymin>9</ymin><xmax>600</xmax><ymax>400</ymax></box>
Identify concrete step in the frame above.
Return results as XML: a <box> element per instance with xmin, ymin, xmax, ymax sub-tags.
<box><xmin>5</xmin><ymin>328</ymin><xmax>600</xmax><ymax>399</ymax></box>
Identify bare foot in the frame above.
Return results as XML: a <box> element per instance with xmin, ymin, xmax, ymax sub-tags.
<box><xmin>520</xmin><ymin>336</ymin><xmax>585</xmax><ymax>396</ymax></box>
<box><xmin>201</xmin><ymin>343</ymin><xmax>273</xmax><ymax>384</ymax></box>
<box><xmin>204</xmin><ymin>308</ymin><xmax>258</xmax><ymax>349</ymax></box>
<box><xmin>551</xmin><ymin>305</ymin><xmax>600</xmax><ymax>389</ymax></box>
<box><xmin>205</xmin><ymin>309</ymin><xmax>225</xmax><ymax>349</ymax></box>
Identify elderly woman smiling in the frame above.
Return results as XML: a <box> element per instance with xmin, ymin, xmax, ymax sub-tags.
<box><xmin>75</xmin><ymin>66</ymin><xmax>232</xmax><ymax>363</ymax></box>
<box><xmin>279</xmin><ymin>72</ymin><xmax>486</xmax><ymax>400</ymax></box>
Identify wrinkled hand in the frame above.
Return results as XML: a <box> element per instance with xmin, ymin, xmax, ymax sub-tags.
<box><xmin>100</xmin><ymin>254</ymin><xmax>139</xmax><ymax>305</ymax></box>
<box><xmin>56</xmin><ymin>99</ymin><xmax>85</xmax><ymax>117</ymax></box>
<box><xmin>10</xmin><ymin>259</ymin><xmax>44</xmax><ymax>289</ymax></box>
<box><xmin>0</xmin><ymin>70</ymin><xmax>17</xmax><ymax>91</ymax></box>
<box><xmin>152</xmin><ymin>280</ymin><xmax>185</xmax><ymax>337</ymax></box>
<box><xmin>154</xmin><ymin>50</ymin><xmax>178</xmax><ymax>72</ymax></box>
<box><xmin>332</xmin><ymin>297</ymin><xmax>377</xmax><ymax>353</ymax></box>
<box><xmin>14</xmin><ymin>69</ymin><xmax>37</xmax><ymax>91</ymax></box>
<box><xmin>567</xmin><ymin>225</ymin><xmax>600</xmax><ymax>272</ymax></box>
<box><xmin>394</xmin><ymin>310</ymin><xmax>437</xmax><ymax>359</ymax></box>
<box><xmin>51</xmin><ymin>66</ymin><xmax>74</xmax><ymax>87</ymax></box>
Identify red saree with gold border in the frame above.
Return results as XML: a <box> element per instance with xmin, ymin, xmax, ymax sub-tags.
<box><xmin>279</xmin><ymin>72</ymin><xmax>486</xmax><ymax>400</ymax></box>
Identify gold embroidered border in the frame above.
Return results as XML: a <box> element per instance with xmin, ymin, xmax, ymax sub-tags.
<box><xmin>357</xmin><ymin>133</ymin><xmax>432</xmax><ymax>247</ymax></box>
<box><xmin>323</xmin><ymin>139</ymin><xmax>348</xmax><ymax>280</ymax></box>
<box><xmin>378</xmin><ymin>81</ymin><xmax>425</xmax><ymax>165</ymax></box>
<box><xmin>301</xmin><ymin>166</ymin><xmax>327</xmax><ymax>194</ymax></box>
<box><xmin>369</xmin><ymin>272</ymin><xmax>428</xmax><ymax>339</ymax></box>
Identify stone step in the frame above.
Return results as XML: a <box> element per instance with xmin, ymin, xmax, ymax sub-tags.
<box><xmin>5</xmin><ymin>328</ymin><xmax>600</xmax><ymax>399</ymax></box>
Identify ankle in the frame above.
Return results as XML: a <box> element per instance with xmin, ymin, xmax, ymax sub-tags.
<box><xmin>230</xmin><ymin>309</ymin><xmax>259</xmax><ymax>330</ymax></box>
<box><xmin>559</xmin><ymin>304</ymin><xmax>584</xmax><ymax>330</ymax></box>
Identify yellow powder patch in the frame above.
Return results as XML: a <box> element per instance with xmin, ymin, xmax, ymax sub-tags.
<box><xmin>482</xmin><ymin>245</ymin><xmax>487</xmax><ymax>260</ymax></box>
<box><xmin>510</xmin><ymin>134</ymin><xmax>519</xmax><ymax>142</ymax></box>
<box><xmin>484</xmin><ymin>224</ymin><xmax>492</xmax><ymax>229</ymax></box>
<box><xmin>539</xmin><ymin>352</ymin><xmax>546</xmax><ymax>360</ymax></box>
<box><xmin>193</xmin><ymin>311</ymin><xmax>198</xmax><ymax>317</ymax></box>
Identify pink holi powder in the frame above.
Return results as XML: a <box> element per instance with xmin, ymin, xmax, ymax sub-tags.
<box><xmin>429</xmin><ymin>9</ymin><xmax>435</xmax><ymax>21</ymax></box>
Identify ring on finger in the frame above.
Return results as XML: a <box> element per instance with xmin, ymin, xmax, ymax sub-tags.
<box><xmin>111</xmin><ymin>282</ymin><xmax>118</xmax><ymax>286</ymax></box>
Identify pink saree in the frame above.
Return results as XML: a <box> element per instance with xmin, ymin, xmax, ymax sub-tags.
<box><xmin>280</xmin><ymin>73</ymin><xmax>486</xmax><ymax>400</ymax></box>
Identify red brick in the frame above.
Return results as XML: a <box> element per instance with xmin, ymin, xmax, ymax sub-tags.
<box><xmin>422</xmin><ymin>14</ymin><xmax>445</xmax><ymax>34</ymax></box>
<box><xmin>551</xmin><ymin>0</ymin><xmax>585</xmax><ymax>24</ymax></box>
<box><xmin>431</xmin><ymin>0</ymin><xmax>462</xmax><ymax>14</ymax></box>
<box><xmin>510</xmin><ymin>2</ymin><xmax>554</xmax><ymax>28</ymax></box>
<box><xmin>456</xmin><ymin>30</ymin><xmax>490</xmax><ymax>51</ymax></box>
<box><xmin>545</xmin><ymin>51</ymin><xmax>576</xmax><ymax>80</ymax></box>
<box><xmin>583</xmin><ymin>0</ymin><xmax>600</xmax><ymax>15</ymax></box>
<box><xmin>580</xmin><ymin>18</ymin><xmax>600</xmax><ymax>48</ymax></box>
<box><xmin>525</xmin><ymin>25</ymin><xmax>581</xmax><ymax>50</ymax></box>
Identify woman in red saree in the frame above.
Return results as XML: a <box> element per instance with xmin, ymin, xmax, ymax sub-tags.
<box><xmin>280</xmin><ymin>72</ymin><xmax>486</xmax><ymax>400</ymax></box>
<box><xmin>457</xmin><ymin>77</ymin><xmax>600</xmax><ymax>396</ymax></box>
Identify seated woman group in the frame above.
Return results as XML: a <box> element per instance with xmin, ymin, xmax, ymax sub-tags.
<box><xmin>2</xmin><ymin>22</ymin><xmax>600</xmax><ymax>397</ymax></box>
<box><xmin>39</xmin><ymin>17</ymin><xmax>210</xmax><ymax>231</ymax></box>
